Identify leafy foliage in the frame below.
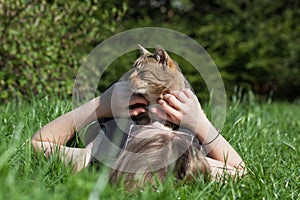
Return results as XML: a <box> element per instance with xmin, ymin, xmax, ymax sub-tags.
<box><xmin>0</xmin><ymin>0</ymin><xmax>299</xmax><ymax>102</ymax></box>
<box><xmin>0</xmin><ymin>0</ymin><xmax>126</xmax><ymax>101</ymax></box>
<box><xmin>122</xmin><ymin>0</ymin><xmax>300</xmax><ymax>100</ymax></box>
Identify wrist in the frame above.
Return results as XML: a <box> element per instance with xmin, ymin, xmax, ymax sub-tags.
<box><xmin>194</xmin><ymin>115</ymin><xmax>211</xmax><ymax>142</ymax></box>
<box><xmin>202</xmin><ymin>130</ymin><xmax>220</xmax><ymax>145</ymax></box>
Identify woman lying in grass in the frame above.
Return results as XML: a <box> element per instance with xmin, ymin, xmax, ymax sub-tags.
<box><xmin>32</xmin><ymin>81</ymin><xmax>246</xmax><ymax>186</ymax></box>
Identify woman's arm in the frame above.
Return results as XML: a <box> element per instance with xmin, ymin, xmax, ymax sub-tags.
<box><xmin>150</xmin><ymin>89</ymin><xmax>246</xmax><ymax>178</ymax></box>
<box><xmin>193</xmin><ymin>117</ymin><xmax>246</xmax><ymax>178</ymax></box>
<box><xmin>31</xmin><ymin>97</ymin><xmax>101</xmax><ymax>171</ymax></box>
<box><xmin>32</xmin><ymin>81</ymin><xmax>148</xmax><ymax>170</ymax></box>
<box><xmin>32</xmin><ymin>97</ymin><xmax>100</xmax><ymax>146</ymax></box>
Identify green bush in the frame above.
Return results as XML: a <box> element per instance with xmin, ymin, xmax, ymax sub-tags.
<box><xmin>122</xmin><ymin>0</ymin><xmax>300</xmax><ymax>100</ymax></box>
<box><xmin>1</xmin><ymin>0</ymin><xmax>299</xmax><ymax>102</ymax></box>
<box><xmin>192</xmin><ymin>0</ymin><xmax>300</xmax><ymax>100</ymax></box>
<box><xmin>0</xmin><ymin>0</ymin><xmax>126</xmax><ymax>102</ymax></box>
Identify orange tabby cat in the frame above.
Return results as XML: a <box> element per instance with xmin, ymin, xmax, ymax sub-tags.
<box><xmin>126</xmin><ymin>45</ymin><xmax>188</xmax><ymax>105</ymax></box>
<box><xmin>121</xmin><ymin>45</ymin><xmax>190</xmax><ymax>124</ymax></box>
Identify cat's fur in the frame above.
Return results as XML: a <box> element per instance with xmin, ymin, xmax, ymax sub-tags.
<box><xmin>120</xmin><ymin>45</ymin><xmax>190</xmax><ymax>125</ymax></box>
<box><xmin>125</xmin><ymin>45</ymin><xmax>188</xmax><ymax>104</ymax></box>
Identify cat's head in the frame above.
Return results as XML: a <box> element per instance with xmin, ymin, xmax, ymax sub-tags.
<box><xmin>128</xmin><ymin>45</ymin><xmax>185</xmax><ymax>104</ymax></box>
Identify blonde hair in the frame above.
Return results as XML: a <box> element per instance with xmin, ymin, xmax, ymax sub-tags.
<box><xmin>109</xmin><ymin>130</ymin><xmax>211</xmax><ymax>188</ymax></box>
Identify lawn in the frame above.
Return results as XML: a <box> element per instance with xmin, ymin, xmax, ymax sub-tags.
<box><xmin>0</xmin><ymin>94</ymin><xmax>299</xmax><ymax>200</ymax></box>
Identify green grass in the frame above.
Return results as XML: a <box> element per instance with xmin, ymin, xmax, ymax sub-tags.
<box><xmin>0</xmin><ymin>94</ymin><xmax>299</xmax><ymax>200</ymax></box>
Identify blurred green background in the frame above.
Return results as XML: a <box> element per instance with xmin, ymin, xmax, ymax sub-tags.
<box><xmin>1</xmin><ymin>0</ymin><xmax>299</xmax><ymax>103</ymax></box>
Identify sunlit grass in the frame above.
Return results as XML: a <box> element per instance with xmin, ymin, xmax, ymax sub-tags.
<box><xmin>0</xmin><ymin>93</ymin><xmax>299</xmax><ymax>199</ymax></box>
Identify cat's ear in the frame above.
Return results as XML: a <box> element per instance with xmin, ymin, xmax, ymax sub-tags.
<box><xmin>138</xmin><ymin>44</ymin><xmax>151</xmax><ymax>55</ymax></box>
<box><xmin>154</xmin><ymin>45</ymin><xmax>176</xmax><ymax>68</ymax></box>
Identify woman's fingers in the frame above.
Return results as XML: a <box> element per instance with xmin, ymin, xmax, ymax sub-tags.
<box><xmin>163</xmin><ymin>93</ymin><xmax>182</xmax><ymax>111</ymax></box>
<box><xmin>108</xmin><ymin>81</ymin><xmax>149</xmax><ymax>117</ymax></box>
<box><xmin>183</xmin><ymin>88</ymin><xmax>195</xmax><ymax>99</ymax></box>
<box><xmin>129</xmin><ymin>94</ymin><xmax>149</xmax><ymax>117</ymax></box>
<box><xmin>150</xmin><ymin>107</ymin><xmax>169</xmax><ymax>121</ymax></box>
<box><xmin>157</xmin><ymin>99</ymin><xmax>182</xmax><ymax>122</ymax></box>
<box><xmin>129</xmin><ymin>107</ymin><xmax>147</xmax><ymax>117</ymax></box>
<box><xmin>151</xmin><ymin>89</ymin><xmax>202</xmax><ymax>128</ymax></box>
<box><xmin>171</xmin><ymin>90</ymin><xmax>188</xmax><ymax>103</ymax></box>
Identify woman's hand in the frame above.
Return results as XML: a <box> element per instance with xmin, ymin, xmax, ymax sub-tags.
<box><xmin>97</xmin><ymin>81</ymin><xmax>149</xmax><ymax>119</ymax></box>
<box><xmin>150</xmin><ymin>89</ymin><xmax>207</xmax><ymax>133</ymax></box>
<box><xmin>151</xmin><ymin>89</ymin><xmax>246</xmax><ymax>174</ymax></box>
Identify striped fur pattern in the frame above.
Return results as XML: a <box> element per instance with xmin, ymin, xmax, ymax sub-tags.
<box><xmin>125</xmin><ymin>45</ymin><xmax>187</xmax><ymax>105</ymax></box>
